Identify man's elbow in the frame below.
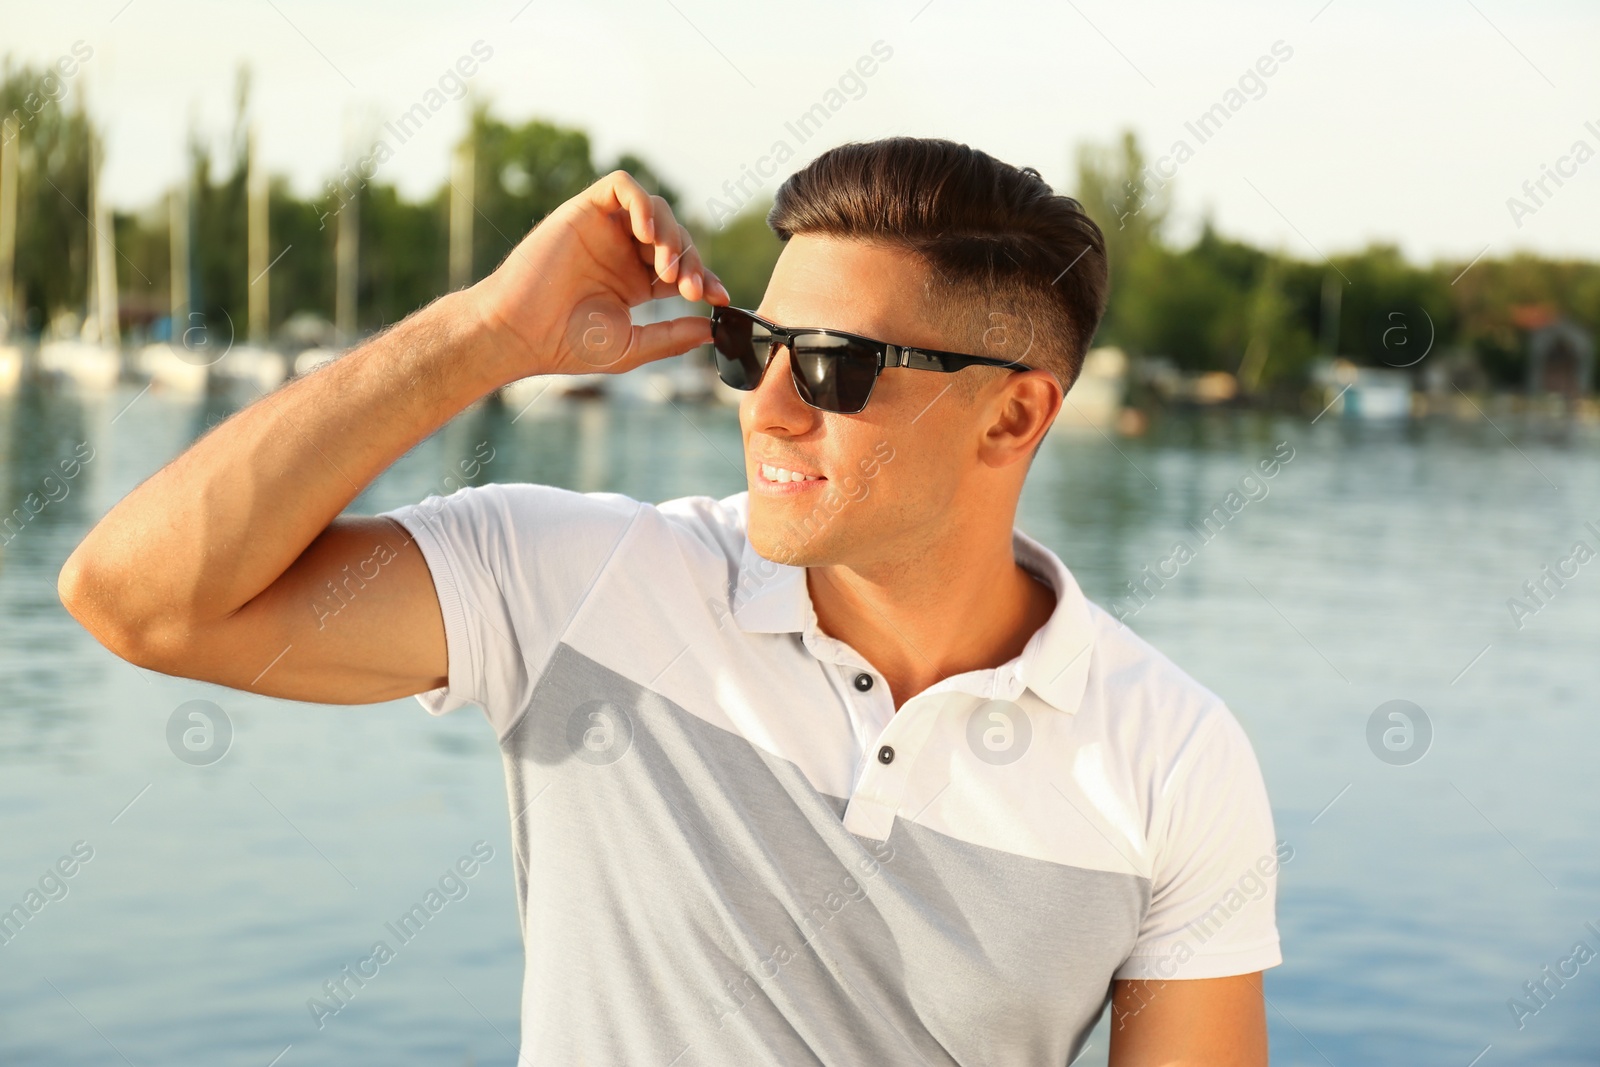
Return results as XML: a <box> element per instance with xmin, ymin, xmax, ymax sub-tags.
<box><xmin>57</xmin><ymin>549</ymin><xmax>167</xmax><ymax>669</ymax></box>
<box><xmin>57</xmin><ymin>547</ymin><xmax>98</xmax><ymax>631</ymax></box>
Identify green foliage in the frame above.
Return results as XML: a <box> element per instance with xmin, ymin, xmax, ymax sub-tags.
<box><xmin>1325</xmin><ymin>243</ymin><xmax>1453</xmax><ymax>367</ymax></box>
<box><xmin>109</xmin><ymin>202</ymin><xmax>166</xmax><ymax>322</ymax></box>
<box><xmin>1076</xmin><ymin>128</ymin><xmax>1599</xmax><ymax>391</ymax></box>
<box><xmin>1113</xmin><ymin>242</ymin><xmax>1238</xmax><ymax>370</ymax></box>
<box><xmin>2</xmin><ymin>56</ymin><xmax>93</xmax><ymax>332</ymax></box>
<box><xmin>189</xmin><ymin>123</ymin><xmax>247</xmax><ymax>341</ymax></box>
<box><xmin>359</xmin><ymin>183</ymin><xmax>445</xmax><ymax>330</ymax></box>
<box><xmin>1447</xmin><ymin>253</ymin><xmax>1600</xmax><ymax>387</ymax></box>
<box><xmin>4</xmin><ymin>82</ymin><xmax>1598</xmax><ymax>399</ymax></box>
<box><xmin>267</xmin><ymin>178</ymin><xmax>334</xmax><ymax>327</ymax></box>
<box><xmin>462</xmin><ymin>106</ymin><xmax>599</xmax><ymax>281</ymax></box>
<box><xmin>690</xmin><ymin>197</ymin><xmax>784</xmax><ymax>311</ymax></box>
<box><xmin>1075</xmin><ymin>129</ymin><xmax>1169</xmax><ymax>277</ymax></box>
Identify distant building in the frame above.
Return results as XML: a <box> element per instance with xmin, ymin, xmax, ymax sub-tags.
<box><xmin>1514</xmin><ymin>304</ymin><xmax>1594</xmax><ymax>398</ymax></box>
<box><xmin>1527</xmin><ymin>319</ymin><xmax>1594</xmax><ymax>398</ymax></box>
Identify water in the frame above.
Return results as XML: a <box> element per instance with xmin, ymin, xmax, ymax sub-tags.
<box><xmin>2</xmin><ymin>377</ymin><xmax>1597</xmax><ymax>1065</ymax></box>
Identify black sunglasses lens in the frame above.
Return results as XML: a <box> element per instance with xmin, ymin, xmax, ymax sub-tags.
<box><xmin>792</xmin><ymin>335</ymin><xmax>879</xmax><ymax>414</ymax></box>
<box><xmin>711</xmin><ymin>309</ymin><xmax>773</xmax><ymax>390</ymax></box>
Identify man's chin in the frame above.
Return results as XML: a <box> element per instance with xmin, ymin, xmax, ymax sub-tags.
<box><xmin>747</xmin><ymin>507</ymin><xmax>830</xmax><ymax>569</ymax></box>
<box><xmin>747</xmin><ymin>525</ymin><xmax>814</xmax><ymax>568</ymax></box>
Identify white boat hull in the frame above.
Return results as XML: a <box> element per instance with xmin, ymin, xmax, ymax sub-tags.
<box><xmin>139</xmin><ymin>343</ymin><xmax>209</xmax><ymax>394</ymax></box>
<box><xmin>39</xmin><ymin>341</ymin><xmax>121</xmax><ymax>389</ymax></box>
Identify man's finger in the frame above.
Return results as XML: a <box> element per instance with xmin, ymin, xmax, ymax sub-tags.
<box><xmin>644</xmin><ymin>194</ymin><xmax>682</xmax><ymax>285</ymax></box>
<box><xmin>591</xmin><ymin>173</ymin><xmax>725</xmax><ymax>303</ymax></box>
<box><xmin>585</xmin><ymin>170</ymin><xmax>656</xmax><ymax>247</ymax></box>
<box><xmin>627</xmin><ymin>316</ymin><xmax>714</xmax><ymax>368</ymax></box>
<box><xmin>647</xmin><ymin>270</ymin><xmax>728</xmax><ymax>306</ymax></box>
<box><xmin>669</xmin><ymin>221</ymin><xmax>708</xmax><ymax>303</ymax></box>
<box><xmin>648</xmin><ymin>276</ymin><xmax>686</xmax><ymax>301</ymax></box>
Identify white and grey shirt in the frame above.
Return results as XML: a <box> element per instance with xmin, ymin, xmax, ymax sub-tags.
<box><xmin>380</xmin><ymin>484</ymin><xmax>1283</xmax><ymax>1066</ymax></box>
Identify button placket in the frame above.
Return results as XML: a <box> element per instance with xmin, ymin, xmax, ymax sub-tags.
<box><xmin>837</xmin><ymin>663</ymin><xmax>890</xmax><ymax>793</ymax></box>
<box><xmin>805</xmin><ymin>626</ymin><xmax>904</xmax><ymax>812</ymax></box>
<box><xmin>843</xmin><ymin>695</ymin><xmax>947</xmax><ymax>840</ymax></box>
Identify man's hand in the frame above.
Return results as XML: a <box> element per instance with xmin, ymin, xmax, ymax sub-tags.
<box><xmin>57</xmin><ymin>170</ymin><xmax>728</xmax><ymax>705</ymax></box>
<box><xmin>472</xmin><ymin>169</ymin><xmax>730</xmax><ymax>385</ymax></box>
<box><xmin>1106</xmin><ymin>973</ymin><xmax>1267</xmax><ymax>1067</ymax></box>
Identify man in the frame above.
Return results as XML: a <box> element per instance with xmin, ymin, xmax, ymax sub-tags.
<box><xmin>59</xmin><ymin>137</ymin><xmax>1281</xmax><ymax>1065</ymax></box>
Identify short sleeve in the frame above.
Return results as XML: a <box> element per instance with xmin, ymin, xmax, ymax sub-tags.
<box><xmin>1113</xmin><ymin>708</ymin><xmax>1284</xmax><ymax>980</ymax></box>
<box><xmin>378</xmin><ymin>483</ymin><xmax>642</xmax><ymax>739</ymax></box>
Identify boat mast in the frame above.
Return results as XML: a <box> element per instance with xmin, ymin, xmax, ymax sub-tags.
<box><xmin>247</xmin><ymin>123</ymin><xmax>269</xmax><ymax>344</ymax></box>
<box><xmin>0</xmin><ymin>125</ymin><xmax>17</xmax><ymax>339</ymax></box>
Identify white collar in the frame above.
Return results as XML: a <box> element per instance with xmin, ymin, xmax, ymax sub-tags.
<box><xmin>726</xmin><ymin>494</ymin><xmax>1094</xmax><ymax>714</ymax></box>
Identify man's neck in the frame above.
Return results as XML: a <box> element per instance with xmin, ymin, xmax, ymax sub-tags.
<box><xmin>806</xmin><ymin>531</ymin><xmax>1057</xmax><ymax>711</ymax></box>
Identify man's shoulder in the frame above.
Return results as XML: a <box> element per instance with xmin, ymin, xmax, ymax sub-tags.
<box><xmin>651</xmin><ymin>490</ymin><xmax>752</xmax><ymax>561</ymax></box>
<box><xmin>393</xmin><ymin>483</ymin><xmax>749</xmax><ymax>554</ymax></box>
<box><xmin>1071</xmin><ymin>601</ymin><xmax>1273</xmax><ymax>880</ymax></box>
<box><xmin>509</xmin><ymin>485</ymin><xmax>754</xmax><ymax>576</ymax></box>
<box><xmin>1076</xmin><ymin>597</ymin><xmax>1245</xmax><ymax>760</ymax></box>
<box><xmin>391</xmin><ymin>480</ymin><xmax>641</xmax><ymax>529</ymax></box>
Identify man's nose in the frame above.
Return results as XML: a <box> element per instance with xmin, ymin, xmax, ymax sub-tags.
<box><xmin>745</xmin><ymin>343</ymin><xmax>818</xmax><ymax>432</ymax></box>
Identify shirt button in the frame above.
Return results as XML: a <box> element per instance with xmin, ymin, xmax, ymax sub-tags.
<box><xmin>877</xmin><ymin>745</ymin><xmax>895</xmax><ymax>764</ymax></box>
<box><xmin>854</xmin><ymin>673</ymin><xmax>874</xmax><ymax>692</ymax></box>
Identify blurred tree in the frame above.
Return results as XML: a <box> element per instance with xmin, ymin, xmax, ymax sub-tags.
<box><xmin>1075</xmin><ymin>128</ymin><xmax>1170</xmax><ymax>279</ymax></box>
<box><xmin>111</xmin><ymin>201</ymin><xmax>168</xmax><ymax>340</ymax></box>
<box><xmin>1448</xmin><ymin>253</ymin><xmax>1600</xmax><ymax>387</ymax></box>
<box><xmin>1114</xmin><ymin>242</ymin><xmax>1238</xmax><ymax>371</ymax></box>
<box><xmin>266</xmin><ymin>176</ymin><xmax>334</xmax><ymax>333</ymax></box>
<box><xmin>11</xmin><ymin>89</ymin><xmax>1600</xmax><ymax>405</ymax></box>
<box><xmin>359</xmin><ymin>182</ymin><xmax>446</xmax><ymax>330</ymax></box>
<box><xmin>464</xmin><ymin>106</ymin><xmax>599</xmax><ymax>280</ymax></box>
<box><xmin>691</xmin><ymin>197</ymin><xmax>783</xmax><ymax>310</ymax></box>
<box><xmin>1237</xmin><ymin>257</ymin><xmax>1317</xmax><ymax>392</ymax></box>
<box><xmin>188</xmin><ymin>68</ymin><xmax>250</xmax><ymax>346</ymax></box>
<box><xmin>1327</xmin><ymin>243</ymin><xmax>1453</xmax><ymax>370</ymax></box>
<box><xmin>2</xmin><ymin>58</ymin><xmax>93</xmax><ymax>335</ymax></box>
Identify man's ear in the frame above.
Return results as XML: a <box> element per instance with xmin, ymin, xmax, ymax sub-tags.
<box><xmin>979</xmin><ymin>369</ymin><xmax>1061</xmax><ymax>469</ymax></box>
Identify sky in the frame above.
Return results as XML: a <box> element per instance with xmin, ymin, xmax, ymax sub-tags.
<box><xmin>5</xmin><ymin>0</ymin><xmax>1599</xmax><ymax>266</ymax></box>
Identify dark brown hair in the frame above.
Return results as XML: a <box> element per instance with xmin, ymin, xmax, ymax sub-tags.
<box><xmin>766</xmin><ymin>136</ymin><xmax>1109</xmax><ymax>393</ymax></box>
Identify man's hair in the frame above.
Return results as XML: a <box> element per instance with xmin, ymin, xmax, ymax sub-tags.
<box><xmin>766</xmin><ymin>136</ymin><xmax>1109</xmax><ymax>396</ymax></box>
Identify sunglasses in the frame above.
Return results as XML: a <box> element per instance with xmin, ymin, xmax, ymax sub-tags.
<box><xmin>709</xmin><ymin>305</ymin><xmax>1030</xmax><ymax>415</ymax></box>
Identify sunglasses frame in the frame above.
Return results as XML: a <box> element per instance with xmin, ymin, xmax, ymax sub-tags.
<box><xmin>709</xmin><ymin>305</ymin><xmax>1033</xmax><ymax>415</ymax></box>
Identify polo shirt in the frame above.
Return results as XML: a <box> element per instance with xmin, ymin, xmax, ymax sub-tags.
<box><xmin>379</xmin><ymin>483</ymin><xmax>1282</xmax><ymax>1066</ymax></box>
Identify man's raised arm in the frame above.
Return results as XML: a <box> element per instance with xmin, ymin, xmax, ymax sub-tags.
<box><xmin>56</xmin><ymin>171</ymin><xmax>727</xmax><ymax>705</ymax></box>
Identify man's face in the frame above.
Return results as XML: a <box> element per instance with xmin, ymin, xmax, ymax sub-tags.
<box><xmin>740</xmin><ymin>234</ymin><xmax>988</xmax><ymax>570</ymax></box>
